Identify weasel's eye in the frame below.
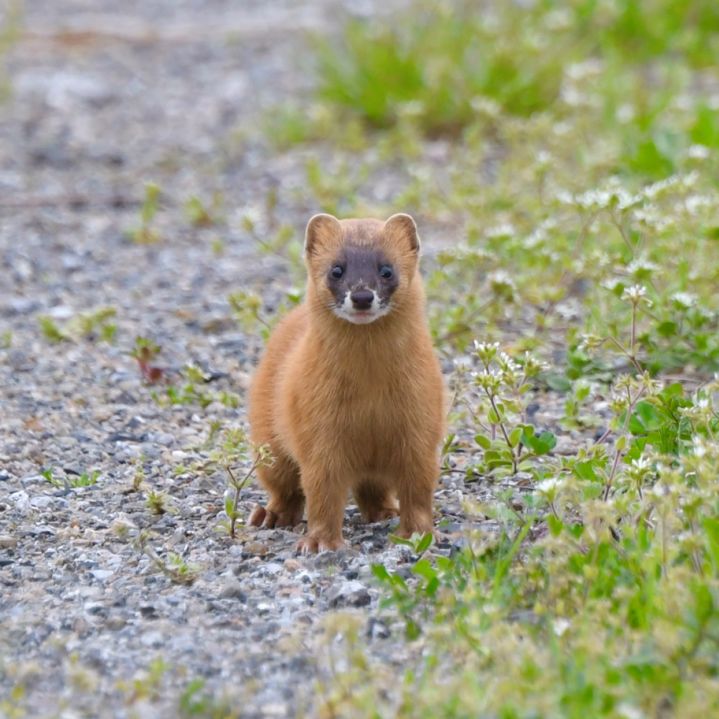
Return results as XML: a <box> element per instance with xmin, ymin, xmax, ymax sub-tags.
<box><xmin>379</xmin><ymin>265</ymin><xmax>394</xmax><ymax>280</ymax></box>
<box><xmin>330</xmin><ymin>265</ymin><xmax>344</xmax><ymax>279</ymax></box>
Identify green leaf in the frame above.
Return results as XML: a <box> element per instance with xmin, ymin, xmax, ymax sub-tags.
<box><xmin>413</xmin><ymin>558</ymin><xmax>437</xmax><ymax>581</ymax></box>
<box><xmin>547</xmin><ymin>514</ymin><xmax>563</xmax><ymax>537</ymax></box>
<box><xmin>416</xmin><ymin>532</ymin><xmax>434</xmax><ymax>554</ymax></box>
<box><xmin>575</xmin><ymin>460</ymin><xmax>600</xmax><ymax>483</ymax></box>
<box><xmin>691</xmin><ymin>581</ymin><xmax>714</xmax><ymax>624</ymax></box>
<box><xmin>521</xmin><ymin>427</ymin><xmax>556</xmax><ymax>455</ymax></box>
<box><xmin>371</xmin><ymin>563</ymin><xmax>391</xmax><ymax>582</ymax></box>
<box><xmin>509</xmin><ymin>426</ymin><xmax>523</xmax><ymax>448</ymax></box>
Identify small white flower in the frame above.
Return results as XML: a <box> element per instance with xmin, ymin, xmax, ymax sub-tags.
<box><xmin>486</xmin><ymin>223</ymin><xmax>515</xmax><ymax>239</ymax></box>
<box><xmin>617</xmin><ymin>704</ymin><xmax>644</xmax><ymax>719</ymax></box>
<box><xmin>693</xmin><ymin>437</ymin><xmax>707</xmax><ymax>458</ymax></box>
<box><xmin>688</xmin><ymin>144</ymin><xmax>710</xmax><ymax>160</ymax></box>
<box><xmin>616</xmin><ymin>103</ymin><xmax>635</xmax><ymax>123</ymax></box>
<box><xmin>671</xmin><ymin>292</ymin><xmax>696</xmax><ymax>310</ymax></box>
<box><xmin>685</xmin><ymin>194</ymin><xmax>711</xmax><ymax>215</ymax></box>
<box><xmin>631</xmin><ymin>457</ymin><xmax>651</xmax><ymax>471</ymax></box>
<box><xmin>622</xmin><ymin>284</ymin><xmax>650</xmax><ymax>305</ymax></box>
<box><xmin>536</xmin><ymin>477</ymin><xmax>563</xmax><ymax>493</ymax></box>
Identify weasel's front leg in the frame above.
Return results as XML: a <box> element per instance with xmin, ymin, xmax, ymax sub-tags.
<box><xmin>396</xmin><ymin>456</ymin><xmax>438</xmax><ymax>538</ymax></box>
<box><xmin>296</xmin><ymin>463</ymin><xmax>347</xmax><ymax>553</ymax></box>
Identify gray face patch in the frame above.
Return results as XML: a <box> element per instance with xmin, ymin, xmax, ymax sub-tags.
<box><xmin>326</xmin><ymin>245</ymin><xmax>399</xmax><ymax>324</ymax></box>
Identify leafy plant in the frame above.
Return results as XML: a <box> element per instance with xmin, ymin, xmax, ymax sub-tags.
<box><xmin>131</xmin><ymin>336</ymin><xmax>164</xmax><ymax>384</ymax></box>
<box><xmin>466</xmin><ymin>342</ymin><xmax>555</xmax><ymax>476</ymax></box>
<box><xmin>134</xmin><ymin>531</ymin><xmax>198</xmax><ymax>585</ymax></box>
<box><xmin>41</xmin><ymin>469</ymin><xmax>100</xmax><ymax>489</ymax></box>
<box><xmin>38</xmin><ymin>308</ymin><xmax>117</xmax><ymax>344</ymax></box>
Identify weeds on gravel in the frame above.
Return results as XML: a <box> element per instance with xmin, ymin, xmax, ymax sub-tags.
<box><xmin>38</xmin><ymin>308</ymin><xmax>117</xmax><ymax>344</ymax></box>
<box><xmin>135</xmin><ymin>531</ymin><xmax>197</xmax><ymax>585</ymax></box>
<box><xmin>41</xmin><ymin>469</ymin><xmax>100</xmax><ymax>489</ymax></box>
<box><xmin>0</xmin><ymin>683</ymin><xmax>26</xmax><ymax>719</ymax></box>
<box><xmin>190</xmin><ymin>425</ymin><xmax>273</xmax><ymax>538</ymax></box>
<box><xmin>117</xmin><ymin>657</ymin><xmax>168</xmax><ymax>704</ymax></box>
<box><xmin>228</xmin><ymin>289</ymin><xmax>301</xmax><ymax>341</ymax></box>
<box><xmin>0</xmin><ymin>1</ymin><xmax>22</xmax><ymax>102</ymax></box>
<box><xmin>178</xmin><ymin>678</ymin><xmax>238</xmax><ymax>718</ymax></box>
<box><xmin>150</xmin><ymin>363</ymin><xmax>240</xmax><ymax>409</ymax></box>
<box><xmin>185</xmin><ymin>194</ymin><xmax>222</xmax><ymax>228</ymax></box>
<box><xmin>128</xmin><ymin>182</ymin><xmax>162</xmax><ymax>244</ymax></box>
<box><xmin>158</xmin><ymin>364</ymin><xmax>240</xmax><ymax>409</ymax></box>
<box><xmin>131</xmin><ymin>336</ymin><xmax>164</xmax><ymax>383</ymax></box>
<box><xmin>146</xmin><ymin>489</ymin><xmax>168</xmax><ymax>515</ymax></box>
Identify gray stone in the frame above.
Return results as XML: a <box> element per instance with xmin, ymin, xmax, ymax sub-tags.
<box><xmin>326</xmin><ymin>580</ymin><xmax>372</xmax><ymax>608</ymax></box>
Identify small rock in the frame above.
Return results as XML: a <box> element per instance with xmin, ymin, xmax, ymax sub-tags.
<box><xmin>242</xmin><ymin>541</ymin><xmax>269</xmax><ymax>557</ymax></box>
<box><xmin>219</xmin><ymin>581</ymin><xmax>247</xmax><ymax>601</ymax></box>
<box><xmin>91</xmin><ymin>569</ymin><xmax>114</xmax><ymax>582</ymax></box>
<box><xmin>105</xmin><ymin>615</ymin><xmax>127</xmax><ymax>631</ymax></box>
<box><xmin>139</xmin><ymin>605</ymin><xmax>158</xmax><ymax>619</ymax></box>
<box><xmin>30</xmin><ymin>495</ymin><xmax>60</xmax><ymax>510</ymax></box>
<box><xmin>140</xmin><ymin>630</ymin><xmax>164</xmax><ymax>648</ymax></box>
<box><xmin>9</xmin><ymin>490</ymin><xmax>29</xmax><ymax>512</ymax></box>
<box><xmin>326</xmin><ymin>580</ymin><xmax>371</xmax><ymax>608</ymax></box>
<box><xmin>366</xmin><ymin>617</ymin><xmax>391</xmax><ymax>640</ymax></box>
<box><xmin>258</xmin><ymin>562</ymin><xmax>283</xmax><ymax>577</ymax></box>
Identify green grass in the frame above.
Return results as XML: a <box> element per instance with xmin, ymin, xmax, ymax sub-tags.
<box><xmin>312</xmin><ymin>0</ymin><xmax>719</xmax><ymax>136</ymax></box>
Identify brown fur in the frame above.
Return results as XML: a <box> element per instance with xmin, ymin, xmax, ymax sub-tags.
<box><xmin>247</xmin><ymin>213</ymin><xmax>445</xmax><ymax>553</ymax></box>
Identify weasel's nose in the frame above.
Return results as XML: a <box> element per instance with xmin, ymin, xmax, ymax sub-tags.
<box><xmin>350</xmin><ymin>289</ymin><xmax>374</xmax><ymax>310</ymax></box>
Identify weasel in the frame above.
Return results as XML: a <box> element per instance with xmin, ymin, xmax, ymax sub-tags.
<box><xmin>248</xmin><ymin>213</ymin><xmax>445</xmax><ymax>553</ymax></box>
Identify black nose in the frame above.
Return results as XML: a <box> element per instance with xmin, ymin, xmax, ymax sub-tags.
<box><xmin>350</xmin><ymin>289</ymin><xmax>374</xmax><ymax>310</ymax></box>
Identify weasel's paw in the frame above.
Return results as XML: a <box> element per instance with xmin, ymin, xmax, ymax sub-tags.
<box><xmin>361</xmin><ymin>506</ymin><xmax>400</xmax><ymax>523</ymax></box>
<box><xmin>396</xmin><ymin>522</ymin><xmax>436</xmax><ymax>540</ymax></box>
<box><xmin>248</xmin><ymin>503</ymin><xmax>303</xmax><ymax>528</ymax></box>
<box><xmin>296</xmin><ymin>535</ymin><xmax>345</xmax><ymax>554</ymax></box>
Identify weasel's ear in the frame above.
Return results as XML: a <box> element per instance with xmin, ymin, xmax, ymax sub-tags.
<box><xmin>305</xmin><ymin>213</ymin><xmax>342</xmax><ymax>256</ymax></box>
<box><xmin>384</xmin><ymin>213</ymin><xmax>420</xmax><ymax>255</ymax></box>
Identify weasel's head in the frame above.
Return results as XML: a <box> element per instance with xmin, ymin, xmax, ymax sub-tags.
<box><xmin>304</xmin><ymin>213</ymin><xmax>421</xmax><ymax>325</ymax></box>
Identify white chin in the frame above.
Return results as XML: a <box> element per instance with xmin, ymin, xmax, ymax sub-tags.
<box><xmin>336</xmin><ymin>310</ymin><xmax>383</xmax><ymax>325</ymax></box>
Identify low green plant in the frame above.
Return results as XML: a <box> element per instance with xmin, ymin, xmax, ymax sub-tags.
<box><xmin>458</xmin><ymin>342</ymin><xmax>555</xmax><ymax>477</ymax></box>
<box><xmin>134</xmin><ymin>531</ymin><xmax>198</xmax><ymax>585</ymax></box>
<box><xmin>228</xmin><ymin>289</ymin><xmax>301</xmax><ymax>341</ymax></box>
<box><xmin>185</xmin><ymin>193</ymin><xmax>223</xmax><ymax>228</ymax></box>
<box><xmin>131</xmin><ymin>336</ymin><xmax>164</xmax><ymax>384</ymax></box>
<box><xmin>38</xmin><ymin>308</ymin><xmax>117</xmax><ymax>344</ymax></box>
<box><xmin>117</xmin><ymin>657</ymin><xmax>168</xmax><ymax>704</ymax></box>
<box><xmin>188</xmin><ymin>424</ymin><xmax>273</xmax><ymax>538</ymax></box>
<box><xmin>344</xmin><ymin>375</ymin><xmax>719</xmax><ymax>717</ymax></box>
<box><xmin>128</xmin><ymin>182</ymin><xmax>162</xmax><ymax>244</ymax></box>
<box><xmin>178</xmin><ymin>678</ymin><xmax>238</xmax><ymax>718</ymax></box>
<box><xmin>155</xmin><ymin>364</ymin><xmax>240</xmax><ymax>409</ymax></box>
<box><xmin>41</xmin><ymin>469</ymin><xmax>100</xmax><ymax>489</ymax></box>
<box><xmin>146</xmin><ymin>490</ymin><xmax>168</xmax><ymax>515</ymax></box>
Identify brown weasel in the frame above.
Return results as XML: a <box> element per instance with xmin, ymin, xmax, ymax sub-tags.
<box><xmin>247</xmin><ymin>213</ymin><xmax>445</xmax><ymax>553</ymax></box>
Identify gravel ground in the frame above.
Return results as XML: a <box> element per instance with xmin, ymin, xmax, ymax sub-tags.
<box><xmin>0</xmin><ymin>2</ymin><xmax>582</xmax><ymax>717</ymax></box>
